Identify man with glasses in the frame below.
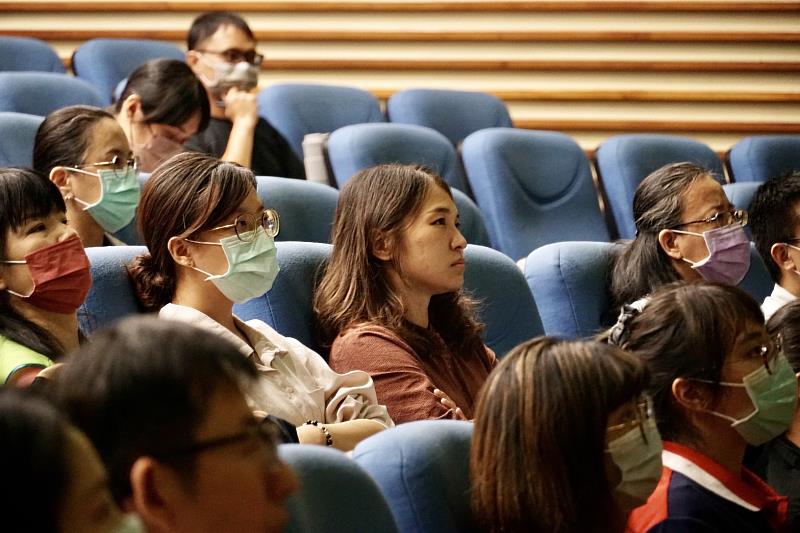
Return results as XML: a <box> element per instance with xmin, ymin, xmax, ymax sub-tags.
<box><xmin>184</xmin><ymin>11</ymin><xmax>305</xmax><ymax>179</ymax></box>
<box><xmin>750</xmin><ymin>171</ymin><xmax>800</xmax><ymax>319</ymax></box>
<box><xmin>56</xmin><ymin>316</ymin><xmax>298</xmax><ymax>533</ymax></box>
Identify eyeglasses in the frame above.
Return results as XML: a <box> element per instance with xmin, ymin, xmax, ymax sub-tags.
<box><xmin>754</xmin><ymin>334</ymin><xmax>783</xmax><ymax>374</ymax></box>
<box><xmin>202</xmin><ymin>209</ymin><xmax>280</xmax><ymax>242</ymax></box>
<box><xmin>671</xmin><ymin>208</ymin><xmax>748</xmax><ymax>230</ymax></box>
<box><xmin>153</xmin><ymin>417</ymin><xmax>281</xmax><ymax>460</ymax></box>
<box><xmin>607</xmin><ymin>397</ymin><xmax>653</xmax><ymax>436</ymax></box>
<box><xmin>74</xmin><ymin>155</ymin><xmax>139</xmax><ymax>178</ymax></box>
<box><xmin>196</xmin><ymin>48</ymin><xmax>263</xmax><ymax>66</ymax></box>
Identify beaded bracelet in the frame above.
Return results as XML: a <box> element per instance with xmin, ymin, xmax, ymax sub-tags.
<box><xmin>305</xmin><ymin>420</ymin><xmax>334</xmax><ymax>447</ymax></box>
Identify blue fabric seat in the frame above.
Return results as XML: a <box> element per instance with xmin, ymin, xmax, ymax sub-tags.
<box><xmin>279</xmin><ymin>444</ymin><xmax>398</xmax><ymax>533</ymax></box>
<box><xmin>353</xmin><ymin>420</ymin><xmax>474</xmax><ymax>533</ymax></box>
<box><xmin>387</xmin><ymin>88</ymin><xmax>512</xmax><ymax>146</ymax></box>
<box><xmin>255</xmin><ymin>176</ymin><xmax>339</xmax><ymax>243</ymax></box>
<box><xmin>0</xmin><ymin>112</ymin><xmax>43</xmax><ymax>167</ymax></box>
<box><xmin>727</xmin><ymin>135</ymin><xmax>800</xmax><ymax>183</ymax></box>
<box><xmin>71</xmin><ymin>38</ymin><xmax>185</xmax><ymax>105</ymax></box>
<box><xmin>0</xmin><ymin>36</ymin><xmax>65</xmax><ymax>73</ymax></box>
<box><xmin>82</xmin><ymin>246</ymin><xmax>146</xmax><ymax>334</ymax></box>
<box><xmin>462</xmin><ymin>128</ymin><xmax>609</xmax><ymax>260</ymax></box>
<box><xmin>0</xmin><ymin>72</ymin><xmax>103</xmax><ymax>116</ymax></box>
<box><xmin>595</xmin><ymin>134</ymin><xmax>724</xmax><ymax>239</ymax></box>
<box><xmin>258</xmin><ymin>83</ymin><xmax>384</xmax><ymax>160</ymax></box>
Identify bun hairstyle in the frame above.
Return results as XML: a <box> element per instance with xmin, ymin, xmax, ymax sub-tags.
<box><xmin>127</xmin><ymin>152</ymin><xmax>256</xmax><ymax>311</ymax></box>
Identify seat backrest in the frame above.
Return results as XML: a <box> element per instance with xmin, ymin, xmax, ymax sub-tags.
<box><xmin>72</xmin><ymin>38</ymin><xmax>185</xmax><ymax>105</ymax></box>
<box><xmin>0</xmin><ymin>36</ymin><xmax>65</xmax><ymax>73</ymax></box>
<box><xmin>0</xmin><ymin>72</ymin><xmax>103</xmax><ymax>116</ymax></box>
<box><xmin>525</xmin><ymin>241</ymin><xmax>774</xmax><ymax>339</ymax></box>
<box><xmin>462</xmin><ymin>128</ymin><xmax>609</xmax><ymax>260</ymax></box>
<box><xmin>258</xmin><ymin>83</ymin><xmax>384</xmax><ymax>160</ymax></box>
<box><xmin>233</xmin><ymin>241</ymin><xmax>330</xmax><ymax>356</ymax></box>
<box><xmin>327</xmin><ymin>122</ymin><xmax>469</xmax><ymax>193</ymax></box>
<box><xmin>728</xmin><ymin>135</ymin><xmax>800</xmax><ymax>183</ymax></box>
<box><xmin>255</xmin><ymin>176</ymin><xmax>339</xmax><ymax>243</ymax></box>
<box><xmin>595</xmin><ymin>134</ymin><xmax>724</xmax><ymax>239</ymax></box>
<box><xmin>464</xmin><ymin>244</ymin><xmax>543</xmax><ymax>356</ymax></box>
<box><xmin>0</xmin><ymin>112</ymin><xmax>44</xmax><ymax>167</ymax></box>
<box><xmin>280</xmin><ymin>444</ymin><xmax>398</xmax><ymax>533</ymax></box>
<box><xmin>722</xmin><ymin>181</ymin><xmax>762</xmax><ymax>211</ymax></box>
<box><xmin>82</xmin><ymin>246</ymin><xmax>146</xmax><ymax>334</ymax></box>
<box><xmin>353</xmin><ymin>420</ymin><xmax>474</xmax><ymax>533</ymax></box>
<box><xmin>387</xmin><ymin>89</ymin><xmax>512</xmax><ymax>146</ymax></box>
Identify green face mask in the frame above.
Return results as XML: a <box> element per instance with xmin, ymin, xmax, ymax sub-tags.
<box><xmin>70</xmin><ymin>166</ymin><xmax>140</xmax><ymax>233</ymax></box>
<box><xmin>698</xmin><ymin>352</ymin><xmax>798</xmax><ymax>446</ymax></box>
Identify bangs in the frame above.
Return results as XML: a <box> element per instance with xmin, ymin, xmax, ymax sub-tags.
<box><xmin>0</xmin><ymin>168</ymin><xmax>65</xmax><ymax>232</ymax></box>
<box><xmin>194</xmin><ymin>163</ymin><xmax>256</xmax><ymax>231</ymax></box>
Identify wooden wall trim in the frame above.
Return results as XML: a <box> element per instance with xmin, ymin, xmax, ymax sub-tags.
<box><xmin>8</xmin><ymin>29</ymin><xmax>797</xmax><ymax>44</ymax></box>
<box><xmin>515</xmin><ymin>119</ymin><xmax>800</xmax><ymax>133</ymax></box>
<box><xmin>2</xmin><ymin>1</ymin><xmax>799</xmax><ymax>13</ymax></box>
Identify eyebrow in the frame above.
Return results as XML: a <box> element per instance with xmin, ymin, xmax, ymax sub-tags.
<box><xmin>426</xmin><ymin>206</ymin><xmax>453</xmax><ymax>215</ymax></box>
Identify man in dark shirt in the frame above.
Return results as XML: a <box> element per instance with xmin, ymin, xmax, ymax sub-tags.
<box><xmin>184</xmin><ymin>11</ymin><xmax>305</xmax><ymax>179</ymax></box>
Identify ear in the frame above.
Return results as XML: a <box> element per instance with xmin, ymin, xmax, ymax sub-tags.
<box><xmin>167</xmin><ymin>236</ymin><xmax>194</xmax><ymax>268</ymax></box>
<box><xmin>185</xmin><ymin>50</ymin><xmax>200</xmax><ymax>69</ymax></box>
<box><xmin>129</xmin><ymin>457</ymin><xmax>181</xmax><ymax>533</ymax></box>
<box><xmin>122</xmin><ymin>93</ymin><xmax>142</xmax><ymax>120</ymax></box>
<box><xmin>49</xmin><ymin>166</ymin><xmax>73</xmax><ymax>198</ymax></box>
<box><xmin>770</xmin><ymin>242</ymin><xmax>796</xmax><ymax>273</ymax></box>
<box><xmin>370</xmin><ymin>230</ymin><xmax>393</xmax><ymax>262</ymax></box>
<box><xmin>658</xmin><ymin>229</ymin><xmax>683</xmax><ymax>260</ymax></box>
<box><xmin>671</xmin><ymin>377</ymin><xmax>713</xmax><ymax>413</ymax></box>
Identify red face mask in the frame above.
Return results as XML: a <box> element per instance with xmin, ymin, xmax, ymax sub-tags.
<box><xmin>2</xmin><ymin>235</ymin><xmax>92</xmax><ymax>313</ymax></box>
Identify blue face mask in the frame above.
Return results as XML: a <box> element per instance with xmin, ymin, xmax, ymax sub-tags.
<box><xmin>69</xmin><ymin>166</ymin><xmax>140</xmax><ymax>233</ymax></box>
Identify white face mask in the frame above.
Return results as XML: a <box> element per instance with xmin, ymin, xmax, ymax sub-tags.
<box><xmin>606</xmin><ymin>416</ymin><xmax>664</xmax><ymax>508</ymax></box>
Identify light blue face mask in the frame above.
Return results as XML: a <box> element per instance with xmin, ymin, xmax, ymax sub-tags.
<box><xmin>69</xmin><ymin>166</ymin><xmax>140</xmax><ymax>233</ymax></box>
<box><xmin>188</xmin><ymin>227</ymin><xmax>280</xmax><ymax>304</ymax></box>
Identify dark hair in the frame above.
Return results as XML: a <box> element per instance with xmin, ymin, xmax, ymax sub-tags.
<box><xmin>766</xmin><ymin>298</ymin><xmax>800</xmax><ymax>373</ymax></box>
<box><xmin>0</xmin><ymin>168</ymin><xmax>68</xmax><ymax>358</ymax></box>
<box><xmin>127</xmin><ymin>152</ymin><xmax>256</xmax><ymax>310</ymax></box>
<box><xmin>618</xmin><ymin>282</ymin><xmax>763</xmax><ymax>443</ymax></box>
<box><xmin>749</xmin><ymin>171</ymin><xmax>800</xmax><ymax>283</ymax></box>
<box><xmin>314</xmin><ymin>163</ymin><xmax>486</xmax><ymax>363</ymax></box>
<box><xmin>55</xmin><ymin>315</ymin><xmax>258</xmax><ymax>504</ymax></box>
<box><xmin>115</xmin><ymin>59</ymin><xmax>210</xmax><ymax>131</ymax></box>
<box><xmin>0</xmin><ymin>387</ymin><xmax>69</xmax><ymax>532</ymax></box>
<box><xmin>32</xmin><ymin>105</ymin><xmax>115</xmax><ymax>176</ymax></box>
<box><xmin>611</xmin><ymin>162</ymin><xmax>715</xmax><ymax>309</ymax></box>
<box><xmin>471</xmin><ymin>337</ymin><xmax>647</xmax><ymax>533</ymax></box>
<box><xmin>187</xmin><ymin>11</ymin><xmax>255</xmax><ymax>50</ymax></box>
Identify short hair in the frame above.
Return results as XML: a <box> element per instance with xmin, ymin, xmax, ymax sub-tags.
<box><xmin>187</xmin><ymin>11</ymin><xmax>255</xmax><ymax>50</ymax></box>
<box><xmin>33</xmin><ymin>105</ymin><xmax>115</xmax><ymax>176</ymax></box>
<box><xmin>55</xmin><ymin>316</ymin><xmax>258</xmax><ymax>504</ymax></box>
<box><xmin>749</xmin><ymin>171</ymin><xmax>800</xmax><ymax>282</ymax></box>
<box><xmin>766</xmin><ymin>298</ymin><xmax>800</xmax><ymax>373</ymax></box>
<box><xmin>115</xmin><ymin>58</ymin><xmax>210</xmax><ymax>131</ymax></box>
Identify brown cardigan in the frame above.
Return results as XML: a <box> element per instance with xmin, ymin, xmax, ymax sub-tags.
<box><xmin>329</xmin><ymin>324</ymin><xmax>496</xmax><ymax>424</ymax></box>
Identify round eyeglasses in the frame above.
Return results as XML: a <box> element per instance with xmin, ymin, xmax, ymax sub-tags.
<box><xmin>206</xmin><ymin>209</ymin><xmax>280</xmax><ymax>242</ymax></box>
<box><xmin>74</xmin><ymin>155</ymin><xmax>139</xmax><ymax>178</ymax></box>
<box><xmin>671</xmin><ymin>208</ymin><xmax>748</xmax><ymax>230</ymax></box>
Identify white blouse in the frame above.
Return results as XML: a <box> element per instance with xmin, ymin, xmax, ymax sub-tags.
<box><xmin>159</xmin><ymin>304</ymin><xmax>393</xmax><ymax>428</ymax></box>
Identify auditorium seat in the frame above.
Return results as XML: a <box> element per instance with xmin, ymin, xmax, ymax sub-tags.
<box><xmin>82</xmin><ymin>246</ymin><xmax>146</xmax><ymax>334</ymax></box>
<box><xmin>353</xmin><ymin>420</ymin><xmax>473</xmax><ymax>533</ymax></box>
<box><xmin>387</xmin><ymin>88</ymin><xmax>512</xmax><ymax>146</ymax></box>
<box><xmin>595</xmin><ymin>134</ymin><xmax>724</xmax><ymax>239</ymax></box>
<box><xmin>0</xmin><ymin>72</ymin><xmax>103</xmax><ymax>116</ymax></box>
<box><xmin>0</xmin><ymin>112</ymin><xmax>43</xmax><ymax>167</ymax></box>
<box><xmin>255</xmin><ymin>176</ymin><xmax>339</xmax><ymax>243</ymax></box>
<box><xmin>279</xmin><ymin>444</ymin><xmax>399</xmax><ymax>533</ymax></box>
<box><xmin>462</xmin><ymin>128</ymin><xmax>609</xmax><ymax>261</ymax></box>
<box><xmin>0</xmin><ymin>36</ymin><xmax>65</xmax><ymax>73</ymax></box>
<box><xmin>727</xmin><ymin>135</ymin><xmax>800</xmax><ymax>183</ymax></box>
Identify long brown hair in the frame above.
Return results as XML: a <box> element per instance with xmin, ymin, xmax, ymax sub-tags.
<box><xmin>470</xmin><ymin>337</ymin><xmax>647</xmax><ymax>533</ymax></box>
<box><xmin>127</xmin><ymin>152</ymin><xmax>256</xmax><ymax>311</ymax></box>
<box><xmin>314</xmin><ymin>163</ymin><xmax>484</xmax><ymax>361</ymax></box>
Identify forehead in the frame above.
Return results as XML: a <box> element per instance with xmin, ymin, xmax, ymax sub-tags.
<box><xmin>680</xmin><ymin>176</ymin><xmax>728</xmax><ymax>217</ymax></box>
<box><xmin>419</xmin><ymin>184</ymin><xmax>455</xmax><ymax>212</ymax></box>
<box><xmin>200</xmin><ymin>24</ymin><xmax>255</xmax><ymax>50</ymax></box>
<box><xmin>85</xmin><ymin>118</ymin><xmax>129</xmax><ymax>156</ymax></box>
<box><xmin>194</xmin><ymin>385</ymin><xmax>252</xmax><ymax>440</ymax></box>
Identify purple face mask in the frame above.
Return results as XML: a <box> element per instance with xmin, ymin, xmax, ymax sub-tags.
<box><xmin>674</xmin><ymin>223</ymin><xmax>751</xmax><ymax>285</ymax></box>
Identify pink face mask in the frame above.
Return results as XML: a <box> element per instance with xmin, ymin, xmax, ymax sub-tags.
<box><xmin>674</xmin><ymin>224</ymin><xmax>751</xmax><ymax>285</ymax></box>
<box><xmin>2</xmin><ymin>235</ymin><xmax>92</xmax><ymax>313</ymax></box>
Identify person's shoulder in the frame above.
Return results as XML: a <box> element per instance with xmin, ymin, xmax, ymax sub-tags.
<box><xmin>333</xmin><ymin>324</ymin><xmax>414</xmax><ymax>356</ymax></box>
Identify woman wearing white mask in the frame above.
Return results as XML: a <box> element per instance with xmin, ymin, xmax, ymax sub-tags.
<box><xmin>616</xmin><ymin>282</ymin><xmax>794</xmax><ymax>532</ymax></box>
<box><xmin>127</xmin><ymin>152</ymin><xmax>392</xmax><ymax>451</ymax></box>
<box><xmin>113</xmin><ymin>59</ymin><xmax>210</xmax><ymax>173</ymax></box>
<box><xmin>470</xmin><ymin>337</ymin><xmax>661</xmax><ymax>533</ymax></box>
<box><xmin>610</xmin><ymin>163</ymin><xmax>750</xmax><ymax>317</ymax></box>
<box><xmin>34</xmin><ymin>105</ymin><xmax>140</xmax><ymax>247</ymax></box>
